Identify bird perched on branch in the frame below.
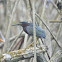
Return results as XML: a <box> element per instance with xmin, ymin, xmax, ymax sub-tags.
<box><xmin>12</xmin><ymin>22</ymin><xmax>46</xmax><ymax>39</ymax></box>
<box><xmin>12</xmin><ymin>22</ymin><xmax>50</xmax><ymax>59</ymax></box>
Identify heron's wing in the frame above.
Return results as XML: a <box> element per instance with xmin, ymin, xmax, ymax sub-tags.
<box><xmin>36</xmin><ymin>26</ymin><xmax>46</xmax><ymax>38</ymax></box>
<box><xmin>27</xmin><ymin>24</ymin><xmax>43</xmax><ymax>36</ymax></box>
<box><xmin>26</xmin><ymin>24</ymin><xmax>46</xmax><ymax>38</ymax></box>
<box><xmin>36</xmin><ymin>26</ymin><xmax>42</xmax><ymax>36</ymax></box>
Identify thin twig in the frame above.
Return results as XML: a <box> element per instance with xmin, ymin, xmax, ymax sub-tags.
<box><xmin>56</xmin><ymin>23</ymin><xmax>62</xmax><ymax>43</ymax></box>
<box><xmin>49</xmin><ymin>20</ymin><xmax>62</xmax><ymax>23</ymax></box>
<box><xmin>39</xmin><ymin>38</ymin><xmax>50</xmax><ymax>61</ymax></box>
<box><xmin>23</xmin><ymin>33</ymin><xmax>28</xmax><ymax>48</ymax></box>
<box><xmin>41</xmin><ymin>0</ymin><xmax>47</xmax><ymax>18</ymax></box>
<box><xmin>27</xmin><ymin>36</ymin><xmax>32</xmax><ymax>46</ymax></box>
<box><xmin>51</xmin><ymin>0</ymin><xmax>60</xmax><ymax>14</ymax></box>
<box><xmin>31</xmin><ymin>0</ymin><xmax>37</xmax><ymax>62</ymax></box>
<box><xmin>7</xmin><ymin>29</ymin><xmax>23</xmax><ymax>52</ymax></box>
<box><xmin>9</xmin><ymin>33</ymin><xmax>25</xmax><ymax>42</ymax></box>
<box><xmin>32</xmin><ymin>0</ymin><xmax>37</xmax><ymax>62</ymax></box>
<box><xmin>12</xmin><ymin>37</ymin><xmax>24</xmax><ymax>50</ymax></box>
<box><xmin>3</xmin><ymin>0</ymin><xmax>21</xmax><ymax>53</ymax></box>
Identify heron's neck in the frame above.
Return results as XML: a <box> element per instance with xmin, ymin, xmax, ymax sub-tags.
<box><xmin>23</xmin><ymin>27</ymin><xmax>28</xmax><ymax>33</ymax></box>
<box><xmin>22</xmin><ymin>23</ymin><xmax>29</xmax><ymax>27</ymax></box>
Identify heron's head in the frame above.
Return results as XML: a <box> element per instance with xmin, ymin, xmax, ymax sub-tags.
<box><xmin>12</xmin><ymin>22</ymin><xmax>29</xmax><ymax>27</ymax></box>
<box><xmin>0</xmin><ymin>39</ymin><xmax>5</xmax><ymax>42</ymax></box>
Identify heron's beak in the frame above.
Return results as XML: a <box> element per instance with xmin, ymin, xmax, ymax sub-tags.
<box><xmin>12</xmin><ymin>23</ymin><xmax>22</xmax><ymax>26</ymax></box>
<box><xmin>0</xmin><ymin>39</ymin><xmax>5</xmax><ymax>42</ymax></box>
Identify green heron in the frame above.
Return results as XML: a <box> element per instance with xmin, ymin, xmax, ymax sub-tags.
<box><xmin>12</xmin><ymin>22</ymin><xmax>46</xmax><ymax>39</ymax></box>
<box><xmin>12</xmin><ymin>22</ymin><xmax>50</xmax><ymax>59</ymax></box>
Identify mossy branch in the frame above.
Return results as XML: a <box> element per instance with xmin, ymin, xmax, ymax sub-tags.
<box><xmin>0</xmin><ymin>47</ymin><xmax>45</xmax><ymax>62</ymax></box>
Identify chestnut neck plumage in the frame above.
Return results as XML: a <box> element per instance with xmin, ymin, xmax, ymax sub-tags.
<box><xmin>21</xmin><ymin>23</ymin><xmax>29</xmax><ymax>27</ymax></box>
<box><xmin>21</xmin><ymin>23</ymin><xmax>29</xmax><ymax>34</ymax></box>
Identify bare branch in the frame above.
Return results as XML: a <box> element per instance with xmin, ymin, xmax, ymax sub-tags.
<box><xmin>32</xmin><ymin>0</ymin><xmax>37</xmax><ymax>62</ymax></box>
<box><xmin>0</xmin><ymin>47</ymin><xmax>45</xmax><ymax>62</ymax></box>
<box><xmin>7</xmin><ymin>29</ymin><xmax>23</xmax><ymax>52</ymax></box>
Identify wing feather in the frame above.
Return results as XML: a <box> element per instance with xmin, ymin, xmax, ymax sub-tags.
<box><xmin>26</xmin><ymin>24</ymin><xmax>46</xmax><ymax>38</ymax></box>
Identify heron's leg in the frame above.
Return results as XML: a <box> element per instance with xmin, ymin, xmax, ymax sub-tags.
<box><xmin>41</xmin><ymin>38</ymin><xmax>44</xmax><ymax>44</ymax></box>
<box><xmin>40</xmin><ymin>39</ymin><xmax>50</xmax><ymax>59</ymax></box>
